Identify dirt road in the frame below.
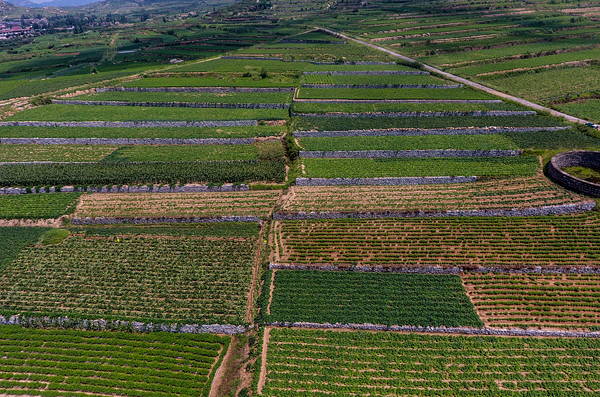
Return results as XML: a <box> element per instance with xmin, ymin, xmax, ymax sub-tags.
<box><xmin>317</xmin><ymin>27</ymin><xmax>593</xmax><ymax>126</ymax></box>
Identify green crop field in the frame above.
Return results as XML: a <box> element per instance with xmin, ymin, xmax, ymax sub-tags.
<box><xmin>263</xmin><ymin>270</ymin><xmax>483</xmax><ymax>327</ymax></box>
<box><xmin>0</xmin><ymin>160</ymin><xmax>286</xmax><ymax>187</ymax></box>
<box><xmin>123</xmin><ymin>75</ymin><xmax>298</xmax><ymax>88</ymax></box>
<box><xmin>291</xmin><ymin>101</ymin><xmax>522</xmax><ymax>114</ymax></box>
<box><xmin>0</xmin><ymin>327</ymin><xmax>228</xmax><ymax>397</ymax></box>
<box><xmin>5</xmin><ymin>105</ymin><xmax>288</xmax><ymax>122</ymax></box>
<box><xmin>276</xmin><ymin>213</ymin><xmax>600</xmax><ymax>269</ymax></box>
<box><xmin>0</xmin><ymin>227</ymin><xmax>48</xmax><ymax>272</ymax></box>
<box><xmin>0</xmin><ymin>229</ymin><xmax>256</xmax><ymax>324</ymax></box>
<box><xmin>296</xmin><ymin>87</ymin><xmax>493</xmax><ymax>100</ymax></box>
<box><xmin>103</xmin><ymin>145</ymin><xmax>259</xmax><ymax>162</ymax></box>
<box><xmin>557</xmin><ymin>99</ymin><xmax>600</xmax><ymax>124</ymax></box>
<box><xmin>300</xmin><ymin>156</ymin><xmax>540</xmax><ymax>179</ymax></box>
<box><xmin>304</xmin><ymin>74</ymin><xmax>446</xmax><ymax>85</ymax></box>
<box><xmin>262</xmin><ymin>329</ymin><xmax>600</xmax><ymax>396</ymax></box>
<box><xmin>0</xmin><ymin>125</ymin><xmax>284</xmax><ymax>139</ymax></box>
<box><xmin>75</xmin><ymin>90</ymin><xmax>294</xmax><ymax>104</ymax></box>
<box><xmin>0</xmin><ymin>145</ymin><xmax>118</xmax><ymax>162</ymax></box>
<box><xmin>0</xmin><ymin>193</ymin><xmax>81</xmax><ymax>220</ymax></box>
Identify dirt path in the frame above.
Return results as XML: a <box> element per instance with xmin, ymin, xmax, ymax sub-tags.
<box><xmin>267</xmin><ymin>270</ymin><xmax>276</xmax><ymax>315</ymax></box>
<box><xmin>257</xmin><ymin>327</ymin><xmax>271</xmax><ymax>395</ymax></box>
<box><xmin>209</xmin><ymin>341</ymin><xmax>234</xmax><ymax>397</ymax></box>
<box><xmin>247</xmin><ymin>225</ymin><xmax>266</xmax><ymax>322</ymax></box>
<box><xmin>316</xmin><ymin>27</ymin><xmax>594</xmax><ymax>126</ymax></box>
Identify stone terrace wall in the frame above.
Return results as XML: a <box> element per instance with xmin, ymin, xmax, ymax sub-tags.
<box><xmin>299</xmin><ymin>149</ymin><xmax>521</xmax><ymax>158</ymax></box>
<box><xmin>279</xmin><ymin>39</ymin><xmax>345</xmax><ymax>44</ymax></box>
<box><xmin>293</xmin><ymin>126</ymin><xmax>571</xmax><ymax>138</ymax></box>
<box><xmin>221</xmin><ymin>56</ymin><xmax>396</xmax><ymax>65</ymax></box>
<box><xmin>296</xmin><ymin>176</ymin><xmax>477</xmax><ymax>186</ymax></box>
<box><xmin>0</xmin><ymin>315</ymin><xmax>247</xmax><ymax>335</ymax></box>
<box><xmin>97</xmin><ymin>87</ymin><xmax>295</xmax><ymax>93</ymax></box>
<box><xmin>0</xmin><ymin>183</ymin><xmax>250</xmax><ymax>195</ymax></box>
<box><xmin>272</xmin><ymin>201</ymin><xmax>595</xmax><ymax>220</ymax></box>
<box><xmin>547</xmin><ymin>151</ymin><xmax>600</xmax><ymax>197</ymax></box>
<box><xmin>53</xmin><ymin>100</ymin><xmax>290</xmax><ymax>110</ymax></box>
<box><xmin>302</xmin><ymin>83</ymin><xmax>462</xmax><ymax>89</ymax></box>
<box><xmin>71</xmin><ymin>215</ymin><xmax>261</xmax><ymax>225</ymax></box>
<box><xmin>0</xmin><ymin>120</ymin><xmax>258</xmax><ymax>128</ymax></box>
<box><xmin>0</xmin><ymin>138</ymin><xmax>256</xmax><ymax>145</ymax></box>
<box><xmin>293</xmin><ymin>99</ymin><xmax>502</xmax><ymax>104</ymax></box>
<box><xmin>292</xmin><ymin>111</ymin><xmax>537</xmax><ymax>118</ymax></box>
<box><xmin>303</xmin><ymin>71</ymin><xmax>429</xmax><ymax>75</ymax></box>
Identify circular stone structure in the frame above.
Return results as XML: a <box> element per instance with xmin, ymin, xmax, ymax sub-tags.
<box><xmin>547</xmin><ymin>151</ymin><xmax>600</xmax><ymax>197</ymax></box>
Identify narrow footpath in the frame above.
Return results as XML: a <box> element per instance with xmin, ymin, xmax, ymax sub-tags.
<box><xmin>317</xmin><ymin>27</ymin><xmax>593</xmax><ymax>126</ymax></box>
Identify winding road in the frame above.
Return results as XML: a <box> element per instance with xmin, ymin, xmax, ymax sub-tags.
<box><xmin>317</xmin><ymin>27</ymin><xmax>594</xmax><ymax>126</ymax></box>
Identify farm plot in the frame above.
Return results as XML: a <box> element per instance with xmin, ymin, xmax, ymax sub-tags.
<box><xmin>291</xmin><ymin>101</ymin><xmax>522</xmax><ymax>114</ymax></box>
<box><xmin>0</xmin><ymin>145</ymin><xmax>118</xmax><ymax>163</ymax></box>
<box><xmin>75</xmin><ymin>190</ymin><xmax>281</xmax><ymax>219</ymax></box>
<box><xmin>293</xmin><ymin>115</ymin><xmax>562</xmax><ymax>131</ymax></box>
<box><xmin>0</xmin><ymin>193</ymin><xmax>81</xmax><ymax>220</ymax></box>
<box><xmin>300</xmin><ymin>157</ymin><xmax>540</xmax><ymax>179</ymax></box>
<box><xmin>557</xmin><ymin>99</ymin><xmax>600</xmax><ymax>124</ymax></box>
<box><xmin>73</xmin><ymin>90</ymin><xmax>294</xmax><ymax>104</ymax></box>
<box><xmin>297</xmin><ymin>135</ymin><xmax>518</xmax><ymax>151</ymax></box>
<box><xmin>296</xmin><ymin>87</ymin><xmax>494</xmax><ymax>100</ymax></box>
<box><xmin>275</xmin><ymin>213</ymin><xmax>600</xmax><ymax>269</ymax></box>
<box><xmin>262</xmin><ymin>329</ymin><xmax>600</xmax><ymax>396</ymax></box>
<box><xmin>0</xmin><ymin>160</ymin><xmax>286</xmax><ymax>187</ymax></box>
<box><xmin>102</xmin><ymin>145</ymin><xmax>259</xmax><ymax>162</ymax></box>
<box><xmin>464</xmin><ymin>273</ymin><xmax>600</xmax><ymax>330</ymax></box>
<box><xmin>281</xmin><ymin>174</ymin><xmax>586</xmax><ymax>213</ymax></box>
<box><xmin>0</xmin><ymin>125</ymin><xmax>284</xmax><ymax>139</ymax></box>
<box><xmin>0</xmin><ymin>231</ymin><xmax>256</xmax><ymax>324</ymax></box>
<box><xmin>0</xmin><ymin>327</ymin><xmax>228</xmax><ymax>397</ymax></box>
<box><xmin>5</xmin><ymin>105</ymin><xmax>288</xmax><ymax>122</ymax></box>
<box><xmin>0</xmin><ymin>227</ymin><xmax>48</xmax><ymax>271</ymax></box>
<box><xmin>263</xmin><ymin>270</ymin><xmax>483</xmax><ymax>327</ymax></box>
<box><xmin>123</xmin><ymin>75</ymin><xmax>298</xmax><ymax>88</ymax></box>
<box><xmin>303</xmin><ymin>74</ymin><xmax>445</xmax><ymax>85</ymax></box>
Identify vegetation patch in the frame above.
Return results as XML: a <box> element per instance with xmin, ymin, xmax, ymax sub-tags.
<box><xmin>0</xmin><ymin>193</ymin><xmax>81</xmax><ymax>220</ymax></box>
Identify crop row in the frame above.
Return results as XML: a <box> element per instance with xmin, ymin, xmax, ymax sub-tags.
<box><xmin>0</xmin><ymin>327</ymin><xmax>228</xmax><ymax>397</ymax></box>
<box><xmin>262</xmin><ymin>270</ymin><xmax>482</xmax><ymax>327</ymax></box>
<box><xmin>263</xmin><ymin>328</ymin><xmax>600</xmax><ymax>396</ymax></box>
<box><xmin>276</xmin><ymin>213</ymin><xmax>600</xmax><ymax>268</ymax></box>
<box><xmin>0</xmin><ymin>193</ymin><xmax>81</xmax><ymax>220</ymax></box>
<box><xmin>0</xmin><ymin>235</ymin><xmax>255</xmax><ymax>325</ymax></box>
<box><xmin>0</xmin><ymin>160</ymin><xmax>286</xmax><ymax>187</ymax></box>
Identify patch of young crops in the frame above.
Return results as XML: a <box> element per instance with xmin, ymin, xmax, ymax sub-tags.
<box><xmin>0</xmin><ymin>234</ymin><xmax>255</xmax><ymax>324</ymax></box>
<box><xmin>75</xmin><ymin>191</ymin><xmax>282</xmax><ymax>219</ymax></box>
<box><xmin>291</xmin><ymin>101</ymin><xmax>523</xmax><ymax>114</ymax></box>
<box><xmin>557</xmin><ymin>99</ymin><xmax>600</xmax><ymax>124</ymax></box>
<box><xmin>0</xmin><ymin>125</ymin><xmax>283</xmax><ymax>139</ymax></box>
<box><xmin>281</xmin><ymin>175</ymin><xmax>585</xmax><ymax>213</ymax></box>
<box><xmin>297</xmin><ymin>87</ymin><xmax>493</xmax><ymax>100</ymax></box>
<box><xmin>0</xmin><ymin>193</ymin><xmax>81</xmax><ymax>220</ymax></box>
<box><xmin>293</xmin><ymin>115</ymin><xmax>562</xmax><ymax>131</ymax></box>
<box><xmin>464</xmin><ymin>273</ymin><xmax>600</xmax><ymax>329</ymax></box>
<box><xmin>74</xmin><ymin>91</ymin><xmax>293</xmax><ymax>104</ymax></box>
<box><xmin>5</xmin><ymin>105</ymin><xmax>288</xmax><ymax>122</ymax></box>
<box><xmin>304</xmin><ymin>74</ymin><xmax>334</xmax><ymax>84</ymax></box>
<box><xmin>263</xmin><ymin>329</ymin><xmax>600</xmax><ymax>396</ymax></box>
<box><xmin>298</xmin><ymin>135</ymin><xmax>518</xmax><ymax>151</ymax></box>
<box><xmin>263</xmin><ymin>270</ymin><xmax>483</xmax><ymax>327</ymax></box>
<box><xmin>0</xmin><ymin>145</ymin><xmax>118</xmax><ymax>163</ymax></box>
<box><xmin>81</xmin><ymin>223</ymin><xmax>260</xmax><ymax>239</ymax></box>
<box><xmin>321</xmin><ymin>74</ymin><xmax>447</xmax><ymax>85</ymax></box>
<box><xmin>0</xmin><ymin>326</ymin><xmax>228</xmax><ymax>397</ymax></box>
<box><xmin>0</xmin><ymin>227</ymin><xmax>48</xmax><ymax>272</ymax></box>
<box><xmin>276</xmin><ymin>213</ymin><xmax>600</xmax><ymax>268</ymax></box>
<box><xmin>103</xmin><ymin>145</ymin><xmax>259</xmax><ymax>162</ymax></box>
<box><xmin>0</xmin><ymin>160</ymin><xmax>286</xmax><ymax>187</ymax></box>
<box><xmin>301</xmin><ymin>156</ymin><xmax>540</xmax><ymax>178</ymax></box>
<box><xmin>123</xmin><ymin>76</ymin><xmax>298</xmax><ymax>88</ymax></box>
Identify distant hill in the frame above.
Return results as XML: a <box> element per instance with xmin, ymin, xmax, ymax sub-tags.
<box><xmin>10</xmin><ymin>0</ymin><xmax>98</xmax><ymax>7</ymax></box>
<box><xmin>0</xmin><ymin>0</ymin><xmax>19</xmax><ymax>15</ymax></box>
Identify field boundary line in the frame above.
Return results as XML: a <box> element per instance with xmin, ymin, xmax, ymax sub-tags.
<box><xmin>315</xmin><ymin>27</ymin><xmax>595</xmax><ymax>126</ymax></box>
<box><xmin>0</xmin><ymin>183</ymin><xmax>250</xmax><ymax>195</ymax></box>
<box><xmin>293</xmin><ymin>126</ymin><xmax>571</xmax><ymax>137</ymax></box>
<box><xmin>72</xmin><ymin>216</ymin><xmax>262</xmax><ymax>226</ymax></box>
<box><xmin>248</xmin><ymin>225</ymin><xmax>267</xmax><ymax>322</ymax></box>
<box><xmin>292</xmin><ymin>99</ymin><xmax>502</xmax><ymax>103</ymax></box>
<box><xmin>209</xmin><ymin>339</ymin><xmax>234</xmax><ymax>397</ymax></box>
<box><xmin>266</xmin><ymin>322</ymin><xmax>600</xmax><ymax>338</ymax></box>
<box><xmin>257</xmin><ymin>327</ymin><xmax>271</xmax><ymax>395</ymax></box>
<box><xmin>0</xmin><ymin>138</ymin><xmax>256</xmax><ymax>145</ymax></box>
<box><xmin>269</xmin><ymin>263</ymin><xmax>600</xmax><ymax>274</ymax></box>
<box><xmin>273</xmin><ymin>201</ymin><xmax>595</xmax><ymax>220</ymax></box>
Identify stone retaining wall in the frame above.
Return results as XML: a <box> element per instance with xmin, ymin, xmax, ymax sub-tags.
<box><xmin>266</xmin><ymin>321</ymin><xmax>600</xmax><ymax>338</ymax></box>
<box><xmin>302</xmin><ymin>83</ymin><xmax>462</xmax><ymax>89</ymax></box>
<box><xmin>292</xmin><ymin>111</ymin><xmax>537</xmax><ymax>118</ymax></box>
<box><xmin>0</xmin><ymin>138</ymin><xmax>256</xmax><ymax>145</ymax></box>
<box><xmin>97</xmin><ymin>87</ymin><xmax>295</xmax><ymax>93</ymax></box>
<box><xmin>547</xmin><ymin>151</ymin><xmax>600</xmax><ymax>197</ymax></box>
<box><xmin>0</xmin><ymin>183</ymin><xmax>250</xmax><ymax>195</ymax></box>
<box><xmin>220</xmin><ymin>56</ymin><xmax>395</xmax><ymax>65</ymax></box>
<box><xmin>293</xmin><ymin>99</ymin><xmax>502</xmax><ymax>104</ymax></box>
<box><xmin>0</xmin><ymin>120</ymin><xmax>259</xmax><ymax>128</ymax></box>
<box><xmin>293</xmin><ymin>126</ymin><xmax>571</xmax><ymax>138</ymax></box>
<box><xmin>279</xmin><ymin>39</ymin><xmax>345</xmax><ymax>44</ymax></box>
<box><xmin>53</xmin><ymin>100</ymin><xmax>290</xmax><ymax>110</ymax></box>
<box><xmin>71</xmin><ymin>215</ymin><xmax>261</xmax><ymax>225</ymax></box>
<box><xmin>272</xmin><ymin>201</ymin><xmax>595</xmax><ymax>220</ymax></box>
<box><xmin>299</xmin><ymin>149</ymin><xmax>521</xmax><ymax>158</ymax></box>
<box><xmin>0</xmin><ymin>315</ymin><xmax>247</xmax><ymax>335</ymax></box>
<box><xmin>296</xmin><ymin>176</ymin><xmax>477</xmax><ymax>186</ymax></box>
<box><xmin>269</xmin><ymin>263</ymin><xmax>600</xmax><ymax>275</ymax></box>
<box><xmin>303</xmin><ymin>71</ymin><xmax>429</xmax><ymax>75</ymax></box>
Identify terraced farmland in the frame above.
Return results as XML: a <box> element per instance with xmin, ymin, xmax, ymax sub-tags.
<box><xmin>0</xmin><ymin>145</ymin><xmax>119</xmax><ymax>163</ymax></box>
<box><xmin>75</xmin><ymin>190</ymin><xmax>281</xmax><ymax>219</ymax></box>
<box><xmin>0</xmin><ymin>193</ymin><xmax>81</xmax><ymax>220</ymax></box>
<box><xmin>0</xmin><ymin>327</ymin><xmax>229</xmax><ymax>397</ymax></box>
<box><xmin>464</xmin><ymin>273</ymin><xmax>600</xmax><ymax>330</ymax></box>
<box><xmin>275</xmin><ymin>214</ymin><xmax>600</xmax><ymax>269</ymax></box>
<box><xmin>262</xmin><ymin>329</ymin><xmax>600</xmax><ymax>396</ymax></box>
